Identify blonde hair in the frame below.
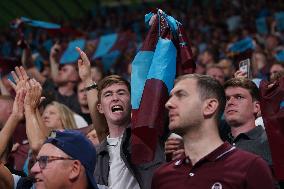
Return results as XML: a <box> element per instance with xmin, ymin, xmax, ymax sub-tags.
<box><xmin>47</xmin><ymin>101</ymin><xmax>78</xmax><ymax>130</ymax></box>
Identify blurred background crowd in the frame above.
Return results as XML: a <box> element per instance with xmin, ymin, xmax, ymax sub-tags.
<box><xmin>0</xmin><ymin>0</ymin><xmax>284</xmax><ymax>187</ymax></box>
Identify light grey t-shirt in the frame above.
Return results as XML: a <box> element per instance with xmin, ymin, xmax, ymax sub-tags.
<box><xmin>107</xmin><ymin>136</ymin><xmax>140</xmax><ymax>189</ymax></box>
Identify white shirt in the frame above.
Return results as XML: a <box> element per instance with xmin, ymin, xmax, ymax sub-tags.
<box><xmin>107</xmin><ymin>136</ymin><xmax>140</xmax><ymax>189</ymax></box>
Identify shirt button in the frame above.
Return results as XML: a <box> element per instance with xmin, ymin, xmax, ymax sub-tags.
<box><xmin>233</xmin><ymin>143</ymin><xmax>236</xmax><ymax>146</ymax></box>
<box><xmin>189</xmin><ymin>172</ymin><xmax>194</xmax><ymax>177</ymax></box>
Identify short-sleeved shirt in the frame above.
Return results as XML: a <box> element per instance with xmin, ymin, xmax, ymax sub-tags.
<box><xmin>152</xmin><ymin>142</ymin><xmax>275</xmax><ymax>189</ymax></box>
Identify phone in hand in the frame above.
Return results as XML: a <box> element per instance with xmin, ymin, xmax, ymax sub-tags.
<box><xmin>239</xmin><ymin>58</ymin><xmax>252</xmax><ymax>78</ymax></box>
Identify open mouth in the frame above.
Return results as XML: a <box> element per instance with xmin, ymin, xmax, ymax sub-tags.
<box><xmin>111</xmin><ymin>105</ymin><xmax>124</xmax><ymax>113</ymax></box>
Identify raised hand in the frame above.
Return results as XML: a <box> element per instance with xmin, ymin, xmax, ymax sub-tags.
<box><xmin>165</xmin><ymin>136</ymin><xmax>185</xmax><ymax>161</ymax></box>
<box><xmin>50</xmin><ymin>43</ymin><xmax>61</xmax><ymax>60</ymax></box>
<box><xmin>11</xmin><ymin>88</ymin><xmax>26</xmax><ymax>121</ymax></box>
<box><xmin>76</xmin><ymin>47</ymin><xmax>92</xmax><ymax>83</ymax></box>
<box><xmin>24</xmin><ymin>79</ymin><xmax>43</xmax><ymax>113</ymax></box>
<box><xmin>234</xmin><ymin>70</ymin><xmax>247</xmax><ymax>79</ymax></box>
<box><xmin>8</xmin><ymin>66</ymin><xmax>29</xmax><ymax>93</ymax></box>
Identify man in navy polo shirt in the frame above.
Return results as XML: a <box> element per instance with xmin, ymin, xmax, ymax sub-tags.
<box><xmin>152</xmin><ymin>74</ymin><xmax>275</xmax><ymax>189</ymax></box>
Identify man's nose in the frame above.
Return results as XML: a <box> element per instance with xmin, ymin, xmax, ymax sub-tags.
<box><xmin>111</xmin><ymin>93</ymin><xmax>119</xmax><ymax>101</ymax></box>
<box><xmin>165</xmin><ymin>98</ymin><xmax>174</xmax><ymax>110</ymax></box>
<box><xmin>31</xmin><ymin>161</ymin><xmax>41</xmax><ymax>174</ymax></box>
<box><xmin>226</xmin><ymin>97</ymin><xmax>236</xmax><ymax>105</ymax></box>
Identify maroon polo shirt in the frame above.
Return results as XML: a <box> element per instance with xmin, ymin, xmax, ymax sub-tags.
<box><xmin>152</xmin><ymin>142</ymin><xmax>275</xmax><ymax>189</ymax></box>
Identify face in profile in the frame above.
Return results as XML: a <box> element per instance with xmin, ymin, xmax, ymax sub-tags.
<box><xmin>165</xmin><ymin>78</ymin><xmax>203</xmax><ymax>135</ymax></box>
<box><xmin>31</xmin><ymin>144</ymin><xmax>74</xmax><ymax>189</ymax></box>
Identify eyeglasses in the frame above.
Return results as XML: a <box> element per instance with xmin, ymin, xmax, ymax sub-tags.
<box><xmin>35</xmin><ymin>156</ymin><xmax>74</xmax><ymax>170</ymax></box>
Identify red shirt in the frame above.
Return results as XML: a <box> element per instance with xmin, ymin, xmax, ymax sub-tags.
<box><xmin>152</xmin><ymin>142</ymin><xmax>275</xmax><ymax>189</ymax></box>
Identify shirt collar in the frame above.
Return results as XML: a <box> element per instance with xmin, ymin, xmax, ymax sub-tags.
<box><xmin>174</xmin><ymin>142</ymin><xmax>236</xmax><ymax>166</ymax></box>
<box><xmin>244</xmin><ymin>126</ymin><xmax>264</xmax><ymax>139</ymax></box>
<box><xmin>229</xmin><ymin>126</ymin><xmax>264</xmax><ymax>142</ymax></box>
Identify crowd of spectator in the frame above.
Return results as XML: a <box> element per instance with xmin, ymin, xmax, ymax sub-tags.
<box><xmin>0</xmin><ymin>0</ymin><xmax>284</xmax><ymax>189</ymax></box>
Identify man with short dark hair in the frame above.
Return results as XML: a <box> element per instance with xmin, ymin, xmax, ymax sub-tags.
<box><xmin>152</xmin><ymin>74</ymin><xmax>274</xmax><ymax>189</ymax></box>
<box><xmin>76</xmin><ymin>47</ymin><xmax>166</xmax><ymax>189</ymax></box>
<box><xmin>224</xmin><ymin>77</ymin><xmax>272</xmax><ymax>165</ymax></box>
<box><xmin>27</xmin><ymin>61</ymin><xmax>81</xmax><ymax>113</ymax></box>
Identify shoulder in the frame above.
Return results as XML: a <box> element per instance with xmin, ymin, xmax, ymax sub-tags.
<box><xmin>153</xmin><ymin>160</ymin><xmax>177</xmax><ymax>177</ymax></box>
<box><xmin>228</xmin><ymin>148</ymin><xmax>271</xmax><ymax>173</ymax></box>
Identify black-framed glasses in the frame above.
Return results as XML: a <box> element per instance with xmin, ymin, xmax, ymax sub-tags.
<box><xmin>35</xmin><ymin>156</ymin><xmax>74</xmax><ymax>169</ymax></box>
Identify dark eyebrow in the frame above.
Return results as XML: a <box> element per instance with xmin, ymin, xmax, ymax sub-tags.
<box><xmin>226</xmin><ymin>93</ymin><xmax>244</xmax><ymax>97</ymax></box>
<box><xmin>102</xmin><ymin>90</ymin><xmax>113</xmax><ymax>96</ymax></box>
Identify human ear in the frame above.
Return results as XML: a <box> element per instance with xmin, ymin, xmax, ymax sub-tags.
<box><xmin>253</xmin><ymin>101</ymin><xmax>261</xmax><ymax>116</ymax></box>
<box><xmin>97</xmin><ymin>103</ymin><xmax>104</xmax><ymax>114</ymax></box>
<box><xmin>203</xmin><ymin>99</ymin><xmax>219</xmax><ymax>117</ymax></box>
<box><xmin>69</xmin><ymin>160</ymin><xmax>81</xmax><ymax>181</ymax></box>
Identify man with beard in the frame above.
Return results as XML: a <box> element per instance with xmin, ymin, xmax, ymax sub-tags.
<box><xmin>152</xmin><ymin>74</ymin><xmax>274</xmax><ymax>189</ymax></box>
<box><xmin>27</xmin><ymin>63</ymin><xmax>81</xmax><ymax>114</ymax></box>
<box><xmin>26</xmin><ymin>43</ymin><xmax>81</xmax><ymax>114</ymax></box>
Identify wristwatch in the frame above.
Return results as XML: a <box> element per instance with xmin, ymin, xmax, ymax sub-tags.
<box><xmin>84</xmin><ymin>82</ymin><xmax>97</xmax><ymax>91</ymax></box>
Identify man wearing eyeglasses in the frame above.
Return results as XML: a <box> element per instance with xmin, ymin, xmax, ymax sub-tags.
<box><xmin>30</xmin><ymin>130</ymin><xmax>98</xmax><ymax>189</ymax></box>
<box><xmin>1</xmin><ymin>130</ymin><xmax>98</xmax><ymax>189</ymax></box>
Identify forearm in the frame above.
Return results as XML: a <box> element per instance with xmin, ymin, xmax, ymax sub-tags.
<box><xmin>0</xmin><ymin>115</ymin><xmax>20</xmax><ymax>157</ymax></box>
<box><xmin>0</xmin><ymin>163</ymin><xmax>13</xmax><ymax>189</ymax></box>
<box><xmin>25</xmin><ymin>110</ymin><xmax>46</xmax><ymax>154</ymax></box>
<box><xmin>84</xmin><ymin>78</ymin><xmax>108</xmax><ymax>142</ymax></box>
<box><xmin>21</xmin><ymin>48</ymin><xmax>32</xmax><ymax>68</ymax></box>
<box><xmin>50</xmin><ymin>57</ymin><xmax>59</xmax><ymax>82</ymax></box>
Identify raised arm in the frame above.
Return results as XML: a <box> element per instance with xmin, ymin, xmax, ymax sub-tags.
<box><xmin>0</xmin><ymin>163</ymin><xmax>13</xmax><ymax>189</ymax></box>
<box><xmin>49</xmin><ymin>43</ymin><xmax>60</xmax><ymax>81</ymax></box>
<box><xmin>0</xmin><ymin>90</ymin><xmax>25</xmax><ymax>189</ymax></box>
<box><xmin>0</xmin><ymin>89</ymin><xmax>25</xmax><ymax>158</ymax></box>
<box><xmin>0</xmin><ymin>66</ymin><xmax>28</xmax><ymax>156</ymax></box>
<box><xmin>24</xmin><ymin>79</ymin><xmax>47</xmax><ymax>154</ymax></box>
<box><xmin>76</xmin><ymin>47</ymin><xmax>108</xmax><ymax>142</ymax></box>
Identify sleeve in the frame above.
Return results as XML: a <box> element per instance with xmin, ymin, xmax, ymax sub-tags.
<box><xmin>245</xmin><ymin>157</ymin><xmax>275</xmax><ymax>189</ymax></box>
